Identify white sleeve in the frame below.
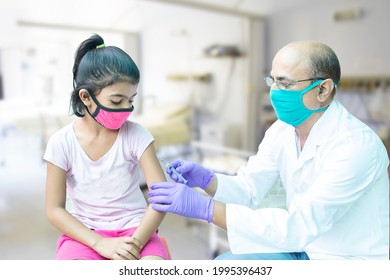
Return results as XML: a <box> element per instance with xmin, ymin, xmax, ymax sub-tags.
<box><xmin>214</xmin><ymin>122</ymin><xmax>281</xmax><ymax>209</ymax></box>
<box><xmin>43</xmin><ymin>131</ymin><xmax>68</xmax><ymax>171</ymax></box>
<box><xmin>125</xmin><ymin>122</ymin><xmax>154</xmax><ymax>160</ymax></box>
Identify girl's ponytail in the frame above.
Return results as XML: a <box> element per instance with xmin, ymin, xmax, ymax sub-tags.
<box><xmin>72</xmin><ymin>34</ymin><xmax>104</xmax><ymax>89</ymax></box>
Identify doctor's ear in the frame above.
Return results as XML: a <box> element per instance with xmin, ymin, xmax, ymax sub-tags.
<box><xmin>317</xmin><ymin>79</ymin><xmax>334</xmax><ymax>102</ymax></box>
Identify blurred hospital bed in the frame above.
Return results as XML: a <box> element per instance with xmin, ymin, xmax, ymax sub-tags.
<box><xmin>132</xmin><ymin>103</ymin><xmax>194</xmax><ymax>152</ymax></box>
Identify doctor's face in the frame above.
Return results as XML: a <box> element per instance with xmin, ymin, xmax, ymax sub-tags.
<box><xmin>270</xmin><ymin>46</ymin><xmax>322</xmax><ymax>110</ymax></box>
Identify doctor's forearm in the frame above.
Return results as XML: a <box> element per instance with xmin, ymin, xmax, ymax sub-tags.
<box><xmin>211</xmin><ymin>200</ymin><xmax>227</xmax><ymax>230</ymax></box>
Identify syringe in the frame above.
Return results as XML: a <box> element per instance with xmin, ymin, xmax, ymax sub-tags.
<box><xmin>160</xmin><ymin>159</ymin><xmax>188</xmax><ymax>184</ymax></box>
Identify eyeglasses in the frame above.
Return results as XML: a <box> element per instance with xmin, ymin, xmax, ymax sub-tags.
<box><xmin>264</xmin><ymin>76</ymin><xmax>324</xmax><ymax>89</ymax></box>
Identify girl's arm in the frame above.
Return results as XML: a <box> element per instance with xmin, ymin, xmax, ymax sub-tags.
<box><xmin>131</xmin><ymin>142</ymin><xmax>166</xmax><ymax>247</ymax></box>
<box><xmin>45</xmin><ymin>162</ymin><xmax>141</xmax><ymax>260</ymax></box>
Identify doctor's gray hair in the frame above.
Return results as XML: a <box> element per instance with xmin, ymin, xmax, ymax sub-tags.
<box><xmin>307</xmin><ymin>42</ymin><xmax>340</xmax><ymax>94</ymax></box>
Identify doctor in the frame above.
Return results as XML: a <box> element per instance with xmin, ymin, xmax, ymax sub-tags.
<box><xmin>148</xmin><ymin>40</ymin><xmax>389</xmax><ymax>260</ymax></box>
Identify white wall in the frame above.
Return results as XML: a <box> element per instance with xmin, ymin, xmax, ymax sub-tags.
<box><xmin>0</xmin><ymin>18</ymin><xmax>134</xmax><ymax>107</ymax></box>
<box><xmin>139</xmin><ymin>6</ymin><xmax>262</xmax><ymax>140</ymax></box>
<box><xmin>265</xmin><ymin>0</ymin><xmax>390</xmax><ymax>76</ymax></box>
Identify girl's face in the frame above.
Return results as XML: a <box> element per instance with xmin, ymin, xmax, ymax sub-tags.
<box><xmin>93</xmin><ymin>81</ymin><xmax>138</xmax><ymax>111</ymax></box>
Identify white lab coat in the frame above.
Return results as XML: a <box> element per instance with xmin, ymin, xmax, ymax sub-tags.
<box><xmin>215</xmin><ymin>100</ymin><xmax>389</xmax><ymax>259</ymax></box>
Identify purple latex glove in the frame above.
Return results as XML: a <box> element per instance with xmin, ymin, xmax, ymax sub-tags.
<box><xmin>166</xmin><ymin>160</ymin><xmax>214</xmax><ymax>190</ymax></box>
<box><xmin>148</xmin><ymin>182</ymin><xmax>214</xmax><ymax>223</ymax></box>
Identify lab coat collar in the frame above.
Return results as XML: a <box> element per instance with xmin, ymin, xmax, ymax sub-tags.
<box><xmin>294</xmin><ymin>100</ymin><xmax>339</xmax><ymax>163</ymax></box>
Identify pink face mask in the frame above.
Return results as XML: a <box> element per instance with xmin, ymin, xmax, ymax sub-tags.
<box><xmin>86</xmin><ymin>93</ymin><xmax>134</xmax><ymax>130</ymax></box>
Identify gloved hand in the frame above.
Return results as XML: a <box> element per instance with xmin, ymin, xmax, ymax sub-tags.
<box><xmin>166</xmin><ymin>160</ymin><xmax>214</xmax><ymax>190</ymax></box>
<box><xmin>148</xmin><ymin>182</ymin><xmax>214</xmax><ymax>223</ymax></box>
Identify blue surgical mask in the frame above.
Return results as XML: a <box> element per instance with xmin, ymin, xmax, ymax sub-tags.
<box><xmin>269</xmin><ymin>79</ymin><xmax>328</xmax><ymax>127</ymax></box>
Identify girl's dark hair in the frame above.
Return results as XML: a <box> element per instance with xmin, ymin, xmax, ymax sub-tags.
<box><xmin>70</xmin><ymin>33</ymin><xmax>140</xmax><ymax>117</ymax></box>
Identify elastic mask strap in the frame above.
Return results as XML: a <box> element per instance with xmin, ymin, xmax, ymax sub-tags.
<box><xmin>300</xmin><ymin>80</ymin><xmax>329</xmax><ymax>112</ymax></box>
<box><xmin>301</xmin><ymin>79</ymin><xmax>323</xmax><ymax>94</ymax></box>
<box><xmin>85</xmin><ymin>104</ymin><xmax>100</xmax><ymax>120</ymax></box>
<box><xmin>88</xmin><ymin>92</ymin><xmax>134</xmax><ymax>113</ymax></box>
<box><xmin>301</xmin><ymin>80</ymin><xmax>329</xmax><ymax>113</ymax></box>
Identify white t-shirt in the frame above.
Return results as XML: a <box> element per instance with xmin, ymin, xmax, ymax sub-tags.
<box><xmin>44</xmin><ymin>120</ymin><xmax>154</xmax><ymax>230</ymax></box>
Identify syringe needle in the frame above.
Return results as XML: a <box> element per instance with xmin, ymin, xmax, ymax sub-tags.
<box><xmin>160</xmin><ymin>159</ymin><xmax>188</xmax><ymax>184</ymax></box>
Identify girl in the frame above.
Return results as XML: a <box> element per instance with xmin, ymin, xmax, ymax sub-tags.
<box><xmin>44</xmin><ymin>34</ymin><xmax>168</xmax><ymax>260</ymax></box>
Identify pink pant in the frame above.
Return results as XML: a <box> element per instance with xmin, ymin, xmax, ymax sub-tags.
<box><xmin>56</xmin><ymin>227</ymin><xmax>168</xmax><ymax>260</ymax></box>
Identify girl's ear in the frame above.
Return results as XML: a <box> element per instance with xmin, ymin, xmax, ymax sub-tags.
<box><xmin>79</xmin><ymin>89</ymin><xmax>91</xmax><ymax>106</ymax></box>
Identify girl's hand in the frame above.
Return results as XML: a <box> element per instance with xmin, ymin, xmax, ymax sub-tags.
<box><xmin>94</xmin><ymin>236</ymin><xmax>143</xmax><ymax>260</ymax></box>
